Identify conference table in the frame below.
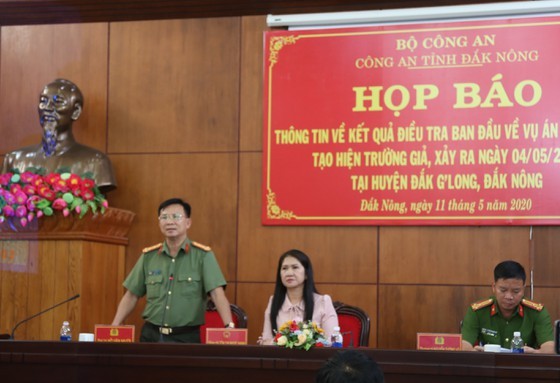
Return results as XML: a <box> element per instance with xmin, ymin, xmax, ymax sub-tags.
<box><xmin>0</xmin><ymin>341</ymin><xmax>558</xmax><ymax>382</ymax></box>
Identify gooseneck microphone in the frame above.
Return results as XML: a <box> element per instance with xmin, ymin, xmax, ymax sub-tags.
<box><xmin>5</xmin><ymin>294</ymin><xmax>80</xmax><ymax>340</ymax></box>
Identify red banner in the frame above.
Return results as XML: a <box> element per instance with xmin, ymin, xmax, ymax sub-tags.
<box><xmin>263</xmin><ymin>15</ymin><xmax>560</xmax><ymax>225</ymax></box>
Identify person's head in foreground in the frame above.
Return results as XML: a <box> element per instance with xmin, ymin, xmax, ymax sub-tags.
<box><xmin>315</xmin><ymin>350</ymin><xmax>384</xmax><ymax>383</ymax></box>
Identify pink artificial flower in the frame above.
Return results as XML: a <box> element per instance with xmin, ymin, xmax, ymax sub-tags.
<box><xmin>52</xmin><ymin>179</ymin><xmax>69</xmax><ymax>193</ymax></box>
<box><xmin>3</xmin><ymin>205</ymin><xmax>15</xmax><ymax>217</ymax></box>
<box><xmin>32</xmin><ymin>177</ymin><xmax>45</xmax><ymax>187</ymax></box>
<box><xmin>23</xmin><ymin>184</ymin><xmax>37</xmax><ymax>195</ymax></box>
<box><xmin>20</xmin><ymin>172</ymin><xmax>38</xmax><ymax>184</ymax></box>
<box><xmin>38</xmin><ymin>186</ymin><xmax>56</xmax><ymax>201</ymax></box>
<box><xmin>0</xmin><ymin>173</ymin><xmax>12</xmax><ymax>186</ymax></box>
<box><xmin>3</xmin><ymin>192</ymin><xmax>16</xmax><ymax>205</ymax></box>
<box><xmin>27</xmin><ymin>196</ymin><xmax>40</xmax><ymax>211</ymax></box>
<box><xmin>15</xmin><ymin>205</ymin><xmax>27</xmax><ymax>218</ymax></box>
<box><xmin>52</xmin><ymin>198</ymin><xmax>68</xmax><ymax>210</ymax></box>
<box><xmin>67</xmin><ymin>174</ymin><xmax>82</xmax><ymax>190</ymax></box>
<box><xmin>44</xmin><ymin>173</ymin><xmax>61</xmax><ymax>185</ymax></box>
<box><xmin>81</xmin><ymin>188</ymin><xmax>95</xmax><ymax>200</ymax></box>
<box><xmin>10</xmin><ymin>183</ymin><xmax>22</xmax><ymax>194</ymax></box>
<box><xmin>14</xmin><ymin>190</ymin><xmax>28</xmax><ymax>205</ymax></box>
<box><xmin>62</xmin><ymin>208</ymin><xmax>70</xmax><ymax>217</ymax></box>
<box><xmin>82</xmin><ymin>179</ymin><xmax>95</xmax><ymax>189</ymax></box>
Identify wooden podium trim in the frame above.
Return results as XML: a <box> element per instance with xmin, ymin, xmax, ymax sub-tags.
<box><xmin>0</xmin><ymin>207</ymin><xmax>135</xmax><ymax>245</ymax></box>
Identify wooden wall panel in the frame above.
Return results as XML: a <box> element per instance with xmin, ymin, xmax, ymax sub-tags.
<box><xmin>240</xmin><ymin>16</ymin><xmax>267</xmax><ymax>152</ymax></box>
<box><xmin>238</xmin><ymin>152</ymin><xmax>378</xmax><ymax>284</ymax></box>
<box><xmin>38</xmin><ymin>242</ymin><xmax>56</xmax><ymax>339</ymax></box>
<box><xmin>0</xmin><ymin>242</ymin><xmax>29</xmax><ymax>338</ymax></box>
<box><xmin>0</xmin><ymin>23</ymin><xmax>109</xmax><ymax>154</ymax></box>
<box><xmin>379</xmin><ymin>226</ymin><xmax>530</xmax><ymax>285</ymax></box>
<box><xmin>108</xmin><ymin>18</ymin><xmax>241</xmax><ymax>154</ymax></box>
<box><xmin>108</xmin><ymin>153</ymin><xmax>239</xmax><ymax>280</ymax></box>
<box><xmin>532</xmin><ymin>226</ymin><xmax>560</xmax><ymax>287</ymax></box>
<box><xmin>80</xmin><ymin>242</ymin><xmax>125</xmax><ymax>333</ymax></box>
<box><xmin>1</xmin><ymin>241</ymin><xmax>81</xmax><ymax>340</ymax></box>
<box><xmin>237</xmin><ymin>282</ymin><xmax>273</xmax><ymax>343</ymax></box>
<box><xmin>378</xmin><ymin>285</ymin><xmax>489</xmax><ymax>349</ymax></box>
<box><xmin>534</xmin><ymin>288</ymin><xmax>560</xmax><ymax>326</ymax></box>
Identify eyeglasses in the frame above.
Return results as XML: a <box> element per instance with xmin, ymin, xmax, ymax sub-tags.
<box><xmin>158</xmin><ymin>213</ymin><xmax>184</xmax><ymax>222</ymax></box>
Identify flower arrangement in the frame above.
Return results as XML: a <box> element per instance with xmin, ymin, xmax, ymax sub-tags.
<box><xmin>0</xmin><ymin>170</ymin><xmax>108</xmax><ymax>227</ymax></box>
<box><xmin>274</xmin><ymin>320</ymin><xmax>327</xmax><ymax>350</ymax></box>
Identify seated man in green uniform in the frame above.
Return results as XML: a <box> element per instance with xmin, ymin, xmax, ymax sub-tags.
<box><xmin>111</xmin><ymin>197</ymin><xmax>234</xmax><ymax>342</ymax></box>
<box><xmin>461</xmin><ymin>260</ymin><xmax>554</xmax><ymax>353</ymax></box>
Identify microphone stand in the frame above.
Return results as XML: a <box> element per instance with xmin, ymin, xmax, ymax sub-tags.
<box><xmin>5</xmin><ymin>294</ymin><xmax>80</xmax><ymax>340</ymax></box>
<box><xmin>342</xmin><ymin>330</ymin><xmax>354</xmax><ymax>348</ymax></box>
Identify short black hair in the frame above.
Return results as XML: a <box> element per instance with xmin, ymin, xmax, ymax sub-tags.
<box><xmin>158</xmin><ymin>198</ymin><xmax>191</xmax><ymax>218</ymax></box>
<box><xmin>315</xmin><ymin>350</ymin><xmax>384</xmax><ymax>383</ymax></box>
<box><xmin>494</xmin><ymin>260</ymin><xmax>526</xmax><ymax>283</ymax></box>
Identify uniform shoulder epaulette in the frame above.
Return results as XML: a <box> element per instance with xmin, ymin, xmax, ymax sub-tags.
<box><xmin>521</xmin><ymin>298</ymin><xmax>544</xmax><ymax>311</ymax></box>
<box><xmin>142</xmin><ymin>243</ymin><xmax>163</xmax><ymax>253</ymax></box>
<box><xmin>192</xmin><ymin>241</ymin><xmax>211</xmax><ymax>251</ymax></box>
<box><xmin>471</xmin><ymin>298</ymin><xmax>493</xmax><ymax>311</ymax></box>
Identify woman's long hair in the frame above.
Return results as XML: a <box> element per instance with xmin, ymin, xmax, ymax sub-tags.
<box><xmin>269</xmin><ymin>249</ymin><xmax>318</xmax><ymax>335</ymax></box>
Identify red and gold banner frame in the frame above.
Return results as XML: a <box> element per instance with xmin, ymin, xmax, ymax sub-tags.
<box><xmin>263</xmin><ymin>14</ymin><xmax>560</xmax><ymax>225</ymax></box>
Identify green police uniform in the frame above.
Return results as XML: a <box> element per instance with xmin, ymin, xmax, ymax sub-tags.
<box><xmin>461</xmin><ymin>296</ymin><xmax>553</xmax><ymax>349</ymax></box>
<box><xmin>124</xmin><ymin>238</ymin><xmax>227</xmax><ymax>341</ymax></box>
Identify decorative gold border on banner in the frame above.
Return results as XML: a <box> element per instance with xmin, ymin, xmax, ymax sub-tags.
<box><xmin>266</xmin><ymin>189</ymin><xmax>296</xmax><ymax>220</ymax></box>
<box><xmin>268</xmin><ymin>35</ymin><xmax>300</xmax><ymax>67</ymax></box>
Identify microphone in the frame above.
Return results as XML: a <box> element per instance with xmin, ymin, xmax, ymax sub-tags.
<box><xmin>2</xmin><ymin>294</ymin><xmax>80</xmax><ymax>340</ymax></box>
<box><xmin>341</xmin><ymin>330</ymin><xmax>354</xmax><ymax>348</ymax></box>
<box><xmin>159</xmin><ymin>274</ymin><xmax>174</xmax><ymax>342</ymax></box>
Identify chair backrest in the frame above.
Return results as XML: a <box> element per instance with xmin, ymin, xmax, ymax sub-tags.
<box><xmin>333</xmin><ymin>301</ymin><xmax>370</xmax><ymax>347</ymax></box>
<box><xmin>199</xmin><ymin>300</ymin><xmax>248</xmax><ymax>344</ymax></box>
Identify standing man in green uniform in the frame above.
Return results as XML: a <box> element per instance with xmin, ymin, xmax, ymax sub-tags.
<box><xmin>461</xmin><ymin>260</ymin><xmax>554</xmax><ymax>353</ymax></box>
<box><xmin>112</xmin><ymin>197</ymin><xmax>234</xmax><ymax>342</ymax></box>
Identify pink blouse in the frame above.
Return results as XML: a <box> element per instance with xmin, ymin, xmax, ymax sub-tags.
<box><xmin>260</xmin><ymin>293</ymin><xmax>338</xmax><ymax>345</ymax></box>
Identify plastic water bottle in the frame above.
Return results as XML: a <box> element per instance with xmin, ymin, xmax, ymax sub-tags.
<box><xmin>60</xmin><ymin>321</ymin><xmax>72</xmax><ymax>342</ymax></box>
<box><xmin>331</xmin><ymin>326</ymin><xmax>343</xmax><ymax>348</ymax></box>
<box><xmin>510</xmin><ymin>331</ymin><xmax>524</xmax><ymax>353</ymax></box>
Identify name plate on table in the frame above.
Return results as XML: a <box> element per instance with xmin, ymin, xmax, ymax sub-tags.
<box><xmin>94</xmin><ymin>325</ymin><xmax>135</xmax><ymax>343</ymax></box>
<box><xmin>417</xmin><ymin>333</ymin><xmax>462</xmax><ymax>351</ymax></box>
<box><xmin>206</xmin><ymin>328</ymin><xmax>248</xmax><ymax>345</ymax></box>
